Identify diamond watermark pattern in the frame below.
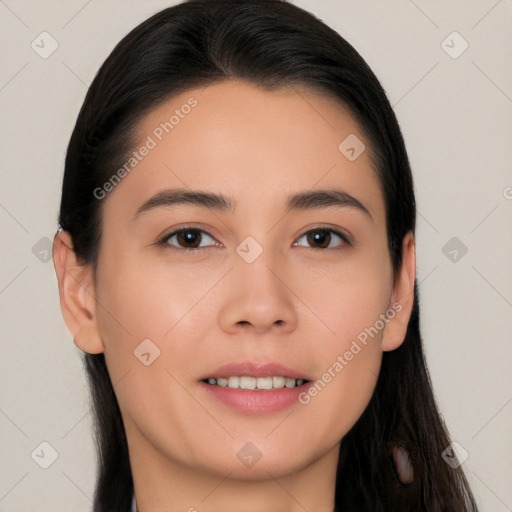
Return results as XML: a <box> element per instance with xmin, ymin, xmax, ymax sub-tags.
<box><xmin>31</xmin><ymin>31</ymin><xmax>59</xmax><ymax>59</ymax></box>
<box><xmin>236</xmin><ymin>442</ymin><xmax>263</xmax><ymax>468</ymax></box>
<box><xmin>338</xmin><ymin>134</ymin><xmax>365</xmax><ymax>161</ymax></box>
<box><xmin>236</xmin><ymin>236</ymin><xmax>263</xmax><ymax>264</ymax></box>
<box><xmin>31</xmin><ymin>441</ymin><xmax>59</xmax><ymax>469</ymax></box>
<box><xmin>442</xmin><ymin>236</ymin><xmax>468</xmax><ymax>263</ymax></box>
<box><xmin>32</xmin><ymin>236</ymin><xmax>53</xmax><ymax>263</ymax></box>
<box><xmin>441</xmin><ymin>441</ymin><xmax>469</xmax><ymax>468</ymax></box>
<box><xmin>134</xmin><ymin>338</ymin><xmax>161</xmax><ymax>366</ymax></box>
<box><xmin>441</xmin><ymin>31</ymin><xmax>468</xmax><ymax>59</ymax></box>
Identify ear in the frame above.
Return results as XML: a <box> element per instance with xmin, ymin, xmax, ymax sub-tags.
<box><xmin>52</xmin><ymin>230</ymin><xmax>104</xmax><ymax>354</ymax></box>
<box><xmin>381</xmin><ymin>231</ymin><xmax>416</xmax><ymax>352</ymax></box>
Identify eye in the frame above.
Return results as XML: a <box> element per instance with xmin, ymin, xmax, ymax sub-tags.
<box><xmin>294</xmin><ymin>227</ymin><xmax>350</xmax><ymax>249</ymax></box>
<box><xmin>157</xmin><ymin>225</ymin><xmax>351</xmax><ymax>253</ymax></box>
<box><xmin>158</xmin><ymin>227</ymin><xmax>217</xmax><ymax>251</ymax></box>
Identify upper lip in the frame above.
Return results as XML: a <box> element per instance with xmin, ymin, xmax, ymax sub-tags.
<box><xmin>201</xmin><ymin>361</ymin><xmax>312</xmax><ymax>381</ymax></box>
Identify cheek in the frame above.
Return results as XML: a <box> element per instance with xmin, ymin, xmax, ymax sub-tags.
<box><xmin>96</xmin><ymin>246</ymin><xmax>216</xmax><ymax>346</ymax></box>
<box><xmin>94</xmin><ymin>248</ymin><xmax>221</xmax><ymax>420</ymax></box>
<box><xmin>290</xmin><ymin>248</ymin><xmax>391</xmax><ymax>435</ymax></box>
<box><xmin>94</xmin><ymin>255</ymin><xmax>224</xmax><ymax>465</ymax></box>
<box><xmin>295</xmin><ymin>245</ymin><xmax>393</xmax><ymax>349</ymax></box>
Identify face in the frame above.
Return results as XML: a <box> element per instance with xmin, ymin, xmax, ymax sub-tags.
<box><xmin>77</xmin><ymin>79</ymin><xmax>405</xmax><ymax>480</ymax></box>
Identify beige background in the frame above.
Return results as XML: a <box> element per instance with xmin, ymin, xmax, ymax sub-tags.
<box><xmin>0</xmin><ymin>1</ymin><xmax>511</xmax><ymax>510</ymax></box>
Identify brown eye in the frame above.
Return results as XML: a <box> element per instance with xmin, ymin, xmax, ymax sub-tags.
<box><xmin>294</xmin><ymin>228</ymin><xmax>349</xmax><ymax>249</ymax></box>
<box><xmin>162</xmin><ymin>228</ymin><xmax>216</xmax><ymax>250</ymax></box>
<box><xmin>307</xmin><ymin>230</ymin><xmax>331</xmax><ymax>248</ymax></box>
<box><xmin>176</xmin><ymin>229</ymin><xmax>201</xmax><ymax>248</ymax></box>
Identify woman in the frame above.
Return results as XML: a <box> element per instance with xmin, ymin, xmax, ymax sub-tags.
<box><xmin>52</xmin><ymin>0</ymin><xmax>479</xmax><ymax>510</ymax></box>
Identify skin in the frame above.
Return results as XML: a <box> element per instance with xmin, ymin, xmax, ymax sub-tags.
<box><xmin>53</xmin><ymin>78</ymin><xmax>415</xmax><ymax>512</ymax></box>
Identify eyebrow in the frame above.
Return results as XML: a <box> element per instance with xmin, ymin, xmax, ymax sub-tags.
<box><xmin>133</xmin><ymin>187</ymin><xmax>373</xmax><ymax>222</ymax></box>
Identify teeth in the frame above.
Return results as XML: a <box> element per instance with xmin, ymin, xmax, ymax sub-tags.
<box><xmin>206</xmin><ymin>376</ymin><xmax>307</xmax><ymax>390</ymax></box>
<box><xmin>273</xmin><ymin>376</ymin><xmax>285</xmax><ymax>388</ymax></box>
<box><xmin>257</xmin><ymin>376</ymin><xmax>273</xmax><ymax>390</ymax></box>
<box><xmin>240</xmin><ymin>376</ymin><xmax>256</xmax><ymax>390</ymax></box>
<box><xmin>227</xmin><ymin>376</ymin><xmax>239</xmax><ymax>388</ymax></box>
<box><xmin>217</xmin><ymin>377</ymin><xmax>228</xmax><ymax>387</ymax></box>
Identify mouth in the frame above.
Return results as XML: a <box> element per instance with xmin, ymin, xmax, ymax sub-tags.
<box><xmin>198</xmin><ymin>361</ymin><xmax>313</xmax><ymax>414</ymax></box>
<box><xmin>201</xmin><ymin>376</ymin><xmax>310</xmax><ymax>390</ymax></box>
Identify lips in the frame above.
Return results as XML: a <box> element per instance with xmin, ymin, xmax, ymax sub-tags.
<box><xmin>199</xmin><ymin>361</ymin><xmax>312</xmax><ymax>382</ymax></box>
<box><xmin>197</xmin><ymin>361</ymin><xmax>314</xmax><ymax>413</ymax></box>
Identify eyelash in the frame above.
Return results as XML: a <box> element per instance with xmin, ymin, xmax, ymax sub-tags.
<box><xmin>156</xmin><ymin>225</ymin><xmax>352</xmax><ymax>253</ymax></box>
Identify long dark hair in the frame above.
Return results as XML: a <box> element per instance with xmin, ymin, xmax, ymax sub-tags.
<box><xmin>57</xmin><ymin>1</ymin><xmax>479</xmax><ymax>510</ymax></box>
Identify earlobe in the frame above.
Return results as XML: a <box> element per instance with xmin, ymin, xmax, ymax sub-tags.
<box><xmin>52</xmin><ymin>230</ymin><xmax>105</xmax><ymax>354</ymax></box>
<box><xmin>381</xmin><ymin>231</ymin><xmax>416</xmax><ymax>352</ymax></box>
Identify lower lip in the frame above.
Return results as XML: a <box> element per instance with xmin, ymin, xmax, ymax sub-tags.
<box><xmin>198</xmin><ymin>381</ymin><xmax>311</xmax><ymax>414</ymax></box>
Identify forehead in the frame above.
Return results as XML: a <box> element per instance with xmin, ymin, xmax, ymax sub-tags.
<box><xmin>102</xmin><ymin>78</ymin><xmax>385</xmax><ymax>225</ymax></box>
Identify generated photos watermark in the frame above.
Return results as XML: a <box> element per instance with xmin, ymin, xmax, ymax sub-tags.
<box><xmin>93</xmin><ymin>96</ymin><xmax>198</xmax><ymax>200</ymax></box>
<box><xmin>298</xmin><ymin>301</ymin><xmax>403</xmax><ymax>405</ymax></box>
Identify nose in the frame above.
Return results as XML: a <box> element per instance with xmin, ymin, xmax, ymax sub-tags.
<box><xmin>217</xmin><ymin>250</ymin><xmax>298</xmax><ymax>335</ymax></box>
